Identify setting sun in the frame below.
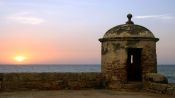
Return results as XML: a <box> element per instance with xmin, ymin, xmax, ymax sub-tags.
<box><xmin>14</xmin><ymin>56</ymin><xmax>26</xmax><ymax>62</ymax></box>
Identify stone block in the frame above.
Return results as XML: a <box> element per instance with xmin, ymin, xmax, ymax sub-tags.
<box><xmin>144</xmin><ymin>73</ymin><xmax>168</xmax><ymax>84</ymax></box>
<box><xmin>166</xmin><ymin>87</ymin><xmax>175</xmax><ymax>96</ymax></box>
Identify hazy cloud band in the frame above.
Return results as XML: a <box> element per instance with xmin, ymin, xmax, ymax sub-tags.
<box><xmin>135</xmin><ymin>14</ymin><xmax>174</xmax><ymax>20</ymax></box>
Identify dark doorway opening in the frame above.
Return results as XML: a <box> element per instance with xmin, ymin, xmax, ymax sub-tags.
<box><xmin>127</xmin><ymin>48</ymin><xmax>142</xmax><ymax>81</ymax></box>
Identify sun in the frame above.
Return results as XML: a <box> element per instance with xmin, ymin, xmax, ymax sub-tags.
<box><xmin>14</xmin><ymin>56</ymin><xmax>26</xmax><ymax>62</ymax></box>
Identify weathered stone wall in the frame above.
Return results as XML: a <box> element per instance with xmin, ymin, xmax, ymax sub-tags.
<box><xmin>140</xmin><ymin>41</ymin><xmax>157</xmax><ymax>74</ymax></box>
<box><xmin>101</xmin><ymin>40</ymin><xmax>128</xmax><ymax>83</ymax></box>
<box><xmin>100</xmin><ymin>38</ymin><xmax>158</xmax><ymax>88</ymax></box>
<box><xmin>0</xmin><ymin>72</ymin><xmax>105</xmax><ymax>91</ymax></box>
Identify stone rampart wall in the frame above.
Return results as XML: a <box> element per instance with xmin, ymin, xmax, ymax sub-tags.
<box><xmin>0</xmin><ymin>72</ymin><xmax>105</xmax><ymax>91</ymax></box>
<box><xmin>0</xmin><ymin>72</ymin><xmax>174</xmax><ymax>96</ymax></box>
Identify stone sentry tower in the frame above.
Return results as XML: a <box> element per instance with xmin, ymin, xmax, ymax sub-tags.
<box><xmin>99</xmin><ymin>14</ymin><xmax>159</xmax><ymax>89</ymax></box>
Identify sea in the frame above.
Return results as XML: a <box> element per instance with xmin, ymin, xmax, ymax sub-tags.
<box><xmin>0</xmin><ymin>64</ymin><xmax>174</xmax><ymax>83</ymax></box>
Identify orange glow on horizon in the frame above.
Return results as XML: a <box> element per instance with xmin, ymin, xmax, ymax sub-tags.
<box><xmin>0</xmin><ymin>35</ymin><xmax>100</xmax><ymax>64</ymax></box>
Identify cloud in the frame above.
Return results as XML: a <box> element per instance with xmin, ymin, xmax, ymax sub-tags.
<box><xmin>6</xmin><ymin>12</ymin><xmax>45</xmax><ymax>25</ymax></box>
<box><xmin>135</xmin><ymin>14</ymin><xmax>174</xmax><ymax>20</ymax></box>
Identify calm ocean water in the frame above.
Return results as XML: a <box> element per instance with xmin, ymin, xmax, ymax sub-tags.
<box><xmin>0</xmin><ymin>64</ymin><xmax>174</xmax><ymax>83</ymax></box>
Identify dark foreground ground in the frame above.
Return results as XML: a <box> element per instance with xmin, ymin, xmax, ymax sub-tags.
<box><xmin>0</xmin><ymin>90</ymin><xmax>174</xmax><ymax>98</ymax></box>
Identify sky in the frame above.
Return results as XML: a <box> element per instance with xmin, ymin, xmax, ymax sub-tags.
<box><xmin>0</xmin><ymin>0</ymin><xmax>175</xmax><ymax>64</ymax></box>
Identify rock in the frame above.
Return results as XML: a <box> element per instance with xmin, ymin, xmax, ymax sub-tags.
<box><xmin>166</xmin><ymin>87</ymin><xmax>175</xmax><ymax>95</ymax></box>
<box><xmin>144</xmin><ymin>73</ymin><xmax>168</xmax><ymax>84</ymax></box>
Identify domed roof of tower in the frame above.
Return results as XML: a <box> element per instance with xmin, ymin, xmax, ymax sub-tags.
<box><xmin>103</xmin><ymin>14</ymin><xmax>155</xmax><ymax>38</ymax></box>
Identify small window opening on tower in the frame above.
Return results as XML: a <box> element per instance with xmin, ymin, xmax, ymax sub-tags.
<box><xmin>131</xmin><ymin>55</ymin><xmax>133</xmax><ymax>64</ymax></box>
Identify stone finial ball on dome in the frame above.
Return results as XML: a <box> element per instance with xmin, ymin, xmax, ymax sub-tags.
<box><xmin>126</xmin><ymin>13</ymin><xmax>134</xmax><ymax>24</ymax></box>
<box><xmin>127</xmin><ymin>14</ymin><xmax>132</xmax><ymax>19</ymax></box>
